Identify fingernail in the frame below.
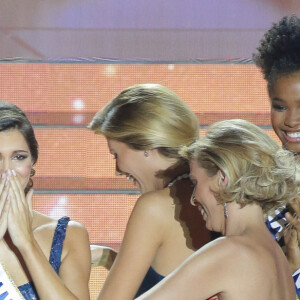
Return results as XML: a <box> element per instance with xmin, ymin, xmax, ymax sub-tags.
<box><xmin>7</xmin><ymin>169</ymin><xmax>11</xmax><ymax>176</ymax></box>
<box><xmin>12</xmin><ymin>170</ymin><xmax>16</xmax><ymax>177</ymax></box>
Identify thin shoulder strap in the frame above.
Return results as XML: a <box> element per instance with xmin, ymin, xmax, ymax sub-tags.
<box><xmin>49</xmin><ymin>216</ymin><xmax>70</xmax><ymax>274</ymax></box>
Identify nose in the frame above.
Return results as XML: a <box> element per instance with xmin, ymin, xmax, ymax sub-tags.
<box><xmin>0</xmin><ymin>159</ymin><xmax>11</xmax><ymax>174</ymax></box>
<box><xmin>284</xmin><ymin>108</ymin><xmax>300</xmax><ymax>128</ymax></box>
<box><xmin>190</xmin><ymin>188</ymin><xmax>197</xmax><ymax>206</ymax></box>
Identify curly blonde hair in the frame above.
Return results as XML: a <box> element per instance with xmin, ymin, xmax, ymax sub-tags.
<box><xmin>181</xmin><ymin>119</ymin><xmax>300</xmax><ymax>213</ymax></box>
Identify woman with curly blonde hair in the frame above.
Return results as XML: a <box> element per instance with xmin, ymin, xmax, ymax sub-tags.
<box><xmin>137</xmin><ymin>119</ymin><xmax>299</xmax><ymax>300</ymax></box>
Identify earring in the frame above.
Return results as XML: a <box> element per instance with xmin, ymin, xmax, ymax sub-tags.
<box><xmin>219</xmin><ymin>173</ymin><xmax>225</xmax><ymax>185</ymax></box>
<box><xmin>190</xmin><ymin>188</ymin><xmax>197</xmax><ymax>206</ymax></box>
<box><xmin>144</xmin><ymin>151</ymin><xmax>149</xmax><ymax>157</ymax></box>
<box><xmin>224</xmin><ymin>202</ymin><xmax>228</xmax><ymax>219</ymax></box>
<box><xmin>30</xmin><ymin>168</ymin><xmax>36</xmax><ymax>177</ymax></box>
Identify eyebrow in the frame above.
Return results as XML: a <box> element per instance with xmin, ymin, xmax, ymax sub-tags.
<box><xmin>271</xmin><ymin>97</ymin><xmax>300</xmax><ymax>104</ymax></box>
<box><xmin>271</xmin><ymin>97</ymin><xmax>287</xmax><ymax>103</ymax></box>
<box><xmin>13</xmin><ymin>150</ymin><xmax>30</xmax><ymax>154</ymax></box>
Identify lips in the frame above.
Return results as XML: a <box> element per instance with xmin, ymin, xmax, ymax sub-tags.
<box><xmin>125</xmin><ymin>173</ymin><xmax>138</xmax><ymax>186</ymax></box>
<box><xmin>283</xmin><ymin>131</ymin><xmax>300</xmax><ymax>142</ymax></box>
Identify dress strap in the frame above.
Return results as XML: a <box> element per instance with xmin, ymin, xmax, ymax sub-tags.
<box><xmin>49</xmin><ymin>216</ymin><xmax>70</xmax><ymax>274</ymax></box>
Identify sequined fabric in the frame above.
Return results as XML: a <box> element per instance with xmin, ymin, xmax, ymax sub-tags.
<box><xmin>18</xmin><ymin>216</ymin><xmax>70</xmax><ymax>300</ymax></box>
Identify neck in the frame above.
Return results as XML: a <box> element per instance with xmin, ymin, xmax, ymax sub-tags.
<box><xmin>223</xmin><ymin>202</ymin><xmax>266</xmax><ymax>236</ymax></box>
<box><xmin>156</xmin><ymin>160</ymin><xmax>190</xmax><ymax>188</ymax></box>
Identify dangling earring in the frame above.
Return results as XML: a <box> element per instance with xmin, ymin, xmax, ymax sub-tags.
<box><xmin>224</xmin><ymin>202</ymin><xmax>228</xmax><ymax>219</ymax></box>
<box><xmin>30</xmin><ymin>168</ymin><xmax>36</xmax><ymax>177</ymax></box>
<box><xmin>144</xmin><ymin>151</ymin><xmax>149</xmax><ymax>157</ymax></box>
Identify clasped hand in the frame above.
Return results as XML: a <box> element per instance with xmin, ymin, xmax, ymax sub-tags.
<box><xmin>0</xmin><ymin>170</ymin><xmax>34</xmax><ymax>250</ymax></box>
<box><xmin>285</xmin><ymin>197</ymin><xmax>300</xmax><ymax>273</ymax></box>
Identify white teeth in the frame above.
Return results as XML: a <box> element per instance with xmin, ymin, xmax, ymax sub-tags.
<box><xmin>126</xmin><ymin>174</ymin><xmax>135</xmax><ymax>183</ymax></box>
<box><xmin>286</xmin><ymin>132</ymin><xmax>300</xmax><ymax>138</ymax></box>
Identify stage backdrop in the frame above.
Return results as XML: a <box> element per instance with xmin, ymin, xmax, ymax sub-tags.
<box><xmin>0</xmin><ymin>63</ymin><xmax>278</xmax><ymax>299</ymax></box>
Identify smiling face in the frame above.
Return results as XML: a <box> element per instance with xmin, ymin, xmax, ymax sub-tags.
<box><xmin>270</xmin><ymin>71</ymin><xmax>300</xmax><ymax>154</ymax></box>
<box><xmin>189</xmin><ymin>159</ymin><xmax>225</xmax><ymax>234</ymax></box>
<box><xmin>107</xmin><ymin>139</ymin><xmax>164</xmax><ymax>193</ymax></box>
<box><xmin>0</xmin><ymin>129</ymin><xmax>33</xmax><ymax>190</ymax></box>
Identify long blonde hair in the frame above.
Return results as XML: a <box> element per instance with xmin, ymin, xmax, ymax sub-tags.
<box><xmin>89</xmin><ymin>83</ymin><xmax>199</xmax><ymax>159</ymax></box>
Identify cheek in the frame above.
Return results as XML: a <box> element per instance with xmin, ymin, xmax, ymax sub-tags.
<box><xmin>14</xmin><ymin>164</ymin><xmax>32</xmax><ymax>187</ymax></box>
<box><xmin>270</xmin><ymin>110</ymin><xmax>282</xmax><ymax>129</ymax></box>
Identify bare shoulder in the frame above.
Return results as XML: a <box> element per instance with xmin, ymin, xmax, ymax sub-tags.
<box><xmin>32</xmin><ymin>211</ymin><xmax>89</xmax><ymax>253</ymax></box>
<box><xmin>206</xmin><ymin>236</ymin><xmax>268</xmax><ymax>273</ymax></box>
<box><xmin>133</xmin><ymin>188</ymin><xmax>175</xmax><ymax>220</ymax></box>
<box><xmin>33</xmin><ymin>211</ymin><xmax>87</xmax><ymax>234</ymax></box>
<box><xmin>193</xmin><ymin>236</ymin><xmax>254</xmax><ymax>266</ymax></box>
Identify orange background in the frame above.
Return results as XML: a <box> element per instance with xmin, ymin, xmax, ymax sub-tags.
<box><xmin>0</xmin><ymin>63</ymin><xmax>278</xmax><ymax>299</ymax></box>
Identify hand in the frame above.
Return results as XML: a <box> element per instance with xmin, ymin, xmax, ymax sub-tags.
<box><xmin>0</xmin><ymin>173</ymin><xmax>10</xmax><ymax>240</ymax></box>
<box><xmin>285</xmin><ymin>197</ymin><xmax>300</xmax><ymax>273</ymax></box>
<box><xmin>91</xmin><ymin>244</ymin><xmax>118</xmax><ymax>270</ymax></box>
<box><xmin>7</xmin><ymin>170</ymin><xmax>34</xmax><ymax>250</ymax></box>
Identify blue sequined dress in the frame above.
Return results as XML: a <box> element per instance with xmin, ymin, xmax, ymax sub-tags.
<box><xmin>18</xmin><ymin>216</ymin><xmax>70</xmax><ymax>300</ymax></box>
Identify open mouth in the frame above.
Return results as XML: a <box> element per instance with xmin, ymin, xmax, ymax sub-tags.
<box><xmin>125</xmin><ymin>173</ymin><xmax>138</xmax><ymax>186</ymax></box>
<box><xmin>284</xmin><ymin>131</ymin><xmax>300</xmax><ymax>142</ymax></box>
<box><xmin>196</xmin><ymin>202</ymin><xmax>207</xmax><ymax>219</ymax></box>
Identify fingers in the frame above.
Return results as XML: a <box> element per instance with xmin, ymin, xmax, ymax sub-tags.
<box><xmin>26</xmin><ymin>189</ymin><xmax>34</xmax><ymax>218</ymax></box>
<box><xmin>285</xmin><ymin>211</ymin><xmax>300</xmax><ymax>231</ymax></box>
<box><xmin>290</xmin><ymin>197</ymin><xmax>300</xmax><ymax>216</ymax></box>
<box><xmin>284</xmin><ymin>228</ymin><xmax>300</xmax><ymax>273</ymax></box>
<box><xmin>284</xmin><ymin>227</ymin><xmax>298</xmax><ymax>246</ymax></box>
<box><xmin>8</xmin><ymin>170</ymin><xmax>23</xmax><ymax>206</ymax></box>
<box><xmin>0</xmin><ymin>173</ymin><xmax>9</xmax><ymax>212</ymax></box>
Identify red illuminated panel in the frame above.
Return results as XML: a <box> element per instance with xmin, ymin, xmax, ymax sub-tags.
<box><xmin>0</xmin><ymin>64</ymin><xmax>270</xmax><ymax>125</ymax></box>
<box><xmin>0</xmin><ymin>63</ymin><xmax>277</xmax><ymax>298</ymax></box>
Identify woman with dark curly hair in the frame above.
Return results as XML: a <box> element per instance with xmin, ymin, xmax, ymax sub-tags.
<box><xmin>136</xmin><ymin>119</ymin><xmax>299</xmax><ymax>300</ymax></box>
<box><xmin>253</xmin><ymin>15</ymin><xmax>300</xmax><ymax>297</ymax></box>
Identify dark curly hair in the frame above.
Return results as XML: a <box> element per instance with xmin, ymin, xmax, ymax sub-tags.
<box><xmin>253</xmin><ymin>15</ymin><xmax>300</xmax><ymax>93</ymax></box>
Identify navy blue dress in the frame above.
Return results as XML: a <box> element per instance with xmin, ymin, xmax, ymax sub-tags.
<box><xmin>18</xmin><ymin>216</ymin><xmax>70</xmax><ymax>300</ymax></box>
<box><xmin>135</xmin><ymin>266</ymin><xmax>164</xmax><ymax>298</ymax></box>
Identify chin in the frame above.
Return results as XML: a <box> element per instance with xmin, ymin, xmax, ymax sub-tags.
<box><xmin>283</xmin><ymin>143</ymin><xmax>300</xmax><ymax>155</ymax></box>
<box><xmin>205</xmin><ymin>223</ymin><xmax>213</xmax><ymax>232</ymax></box>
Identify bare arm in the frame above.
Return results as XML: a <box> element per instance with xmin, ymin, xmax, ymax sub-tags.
<box><xmin>135</xmin><ymin>239</ymin><xmax>228</xmax><ymax>300</ymax></box>
<box><xmin>97</xmin><ymin>192</ymin><xmax>167</xmax><ymax>300</ymax></box>
<box><xmin>7</xmin><ymin>173</ymin><xmax>91</xmax><ymax>300</ymax></box>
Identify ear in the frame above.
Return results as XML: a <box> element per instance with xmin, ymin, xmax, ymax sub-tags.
<box><xmin>217</xmin><ymin>170</ymin><xmax>228</xmax><ymax>186</ymax></box>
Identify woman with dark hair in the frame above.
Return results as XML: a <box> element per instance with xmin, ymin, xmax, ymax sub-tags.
<box><xmin>253</xmin><ymin>15</ymin><xmax>300</xmax><ymax>297</ymax></box>
<box><xmin>0</xmin><ymin>101</ymin><xmax>91</xmax><ymax>300</ymax></box>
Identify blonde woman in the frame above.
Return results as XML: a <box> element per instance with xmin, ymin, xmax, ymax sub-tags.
<box><xmin>89</xmin><ymin>83</ymin><xmax>211</xmax><ymax>300</ymax></box>
<box><xmin>137</xmin><ymin>119</ymin><xmax>299</xmax><ymax>300</ymax></box>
